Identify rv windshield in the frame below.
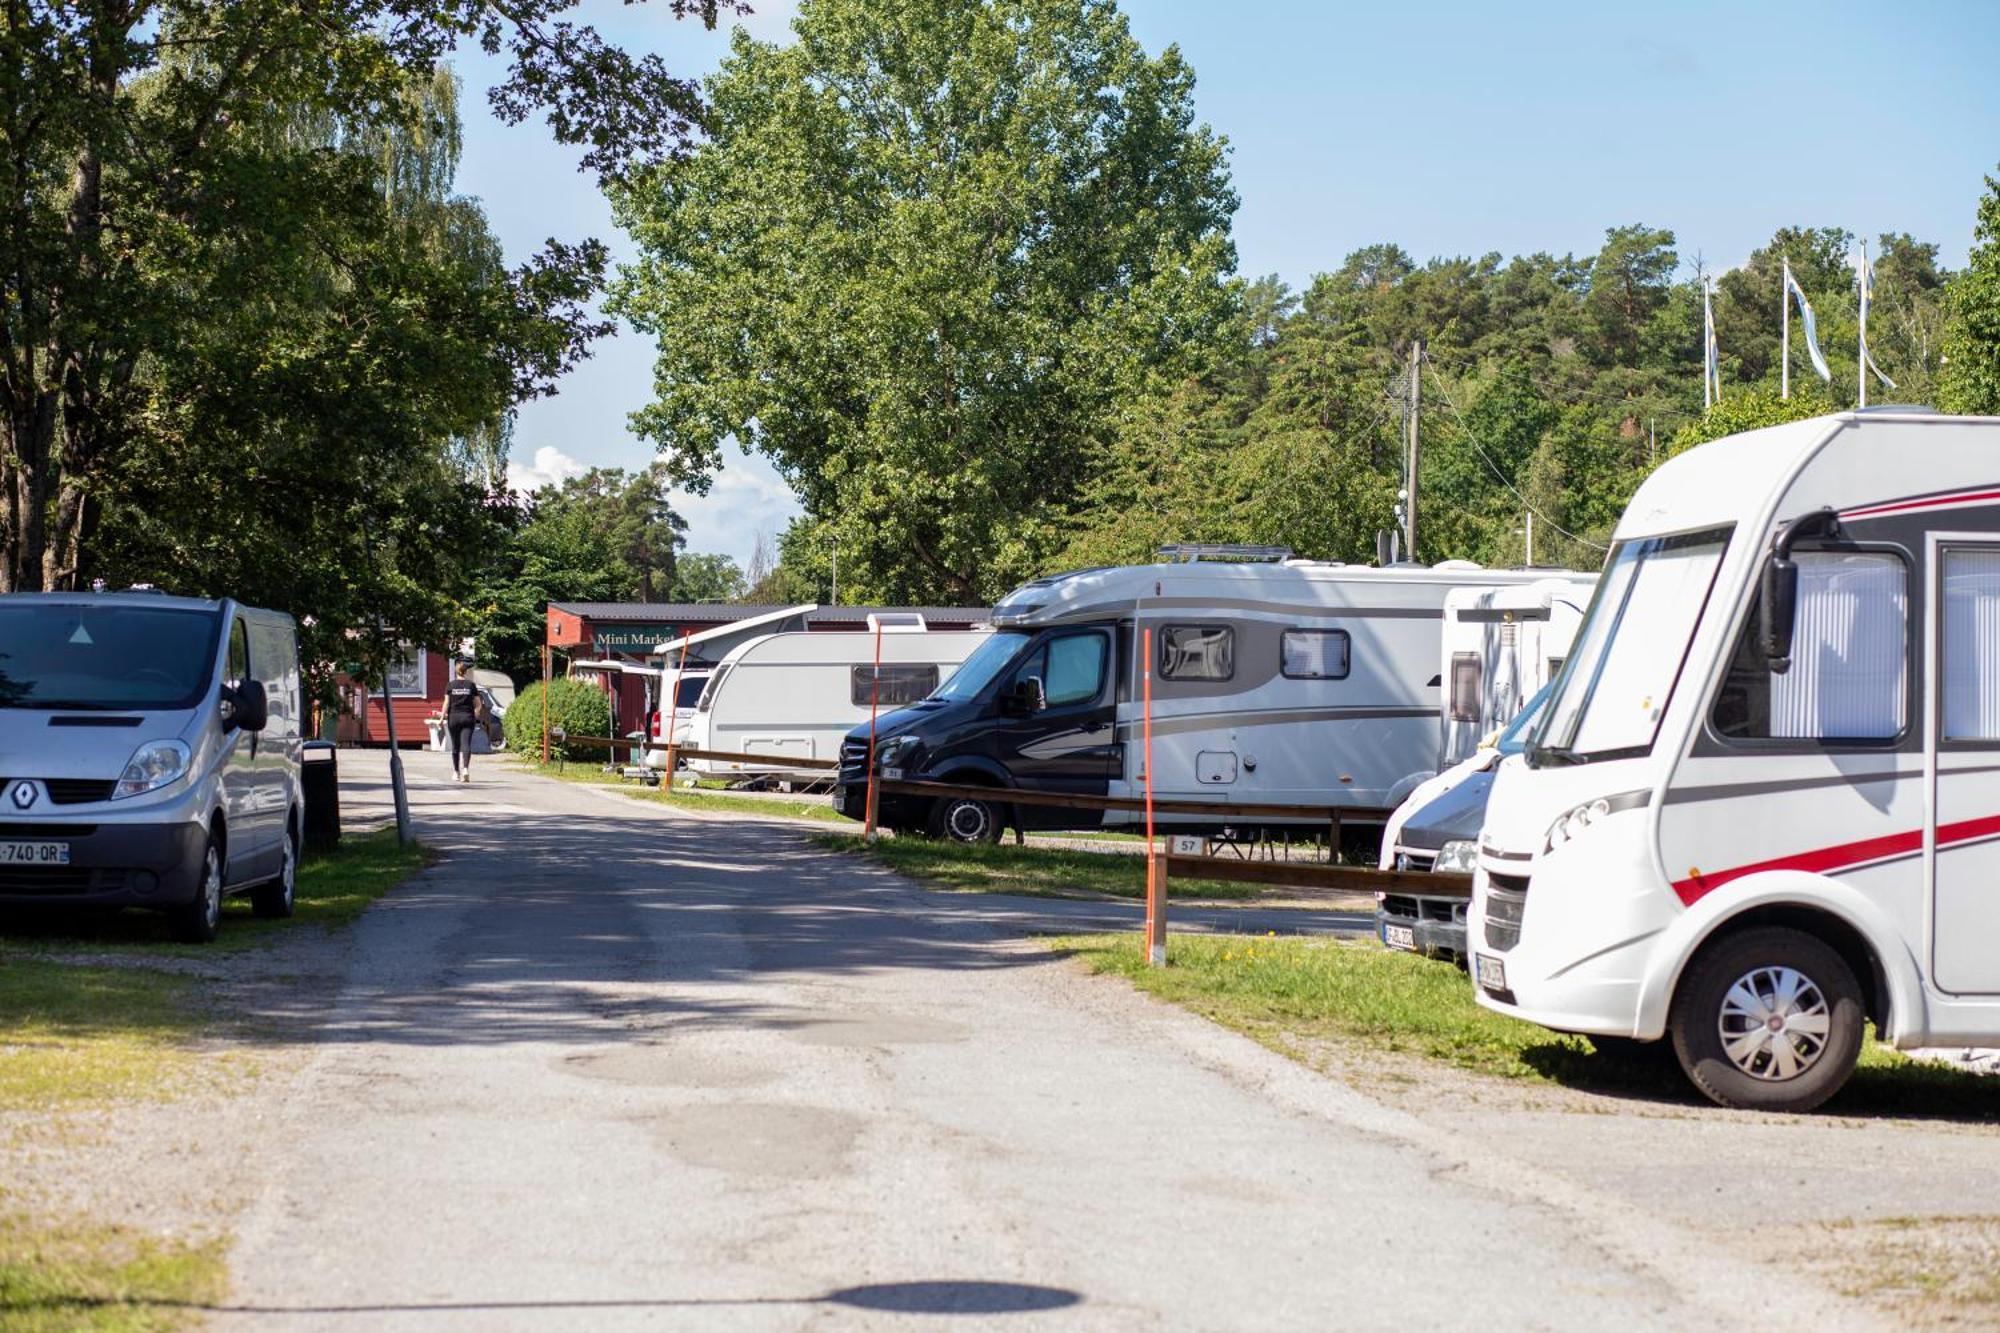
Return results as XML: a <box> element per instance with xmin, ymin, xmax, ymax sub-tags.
<box><xmin>933</xmin><ymin>631</ymin><xmax>1032</xmax><ymax>702</ymax></box>
<box><xmin>0</xmin><ymin>603</ymin><xmax>221</xmax><ymax>710</ymax></box>
<box><xmin>1533</xmin><ymin>527</ymin><xmax>1731</xmax><ymax>764</ymax></box>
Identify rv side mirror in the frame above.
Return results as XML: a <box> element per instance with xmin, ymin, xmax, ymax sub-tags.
<box><xmin>222</xmin><ymin>678</ymin><xmax>269</xmax><ymax>732</ymax></box>
<box><xmin>1762</xmin><ymin>555</ymin><xmax>1800</xmax><ymax>675</ymax></box>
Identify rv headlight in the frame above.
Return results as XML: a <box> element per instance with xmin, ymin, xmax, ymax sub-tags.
<box><xmin>113</xmin><ymin>740</ymin><xmax>191</xmax><ymax>800</ymax></box>
<box><xmin>877</xmin><ymin>735</ymin><xmax>920</xmax><ymax>768</ymax></box>
<box><xmin>1543</xmin><ymin>796</ymin><xmax>1619</xmax><ymax>852</ymax></box>
<box><xmin>1433</xmin><ymin>840</ymin><xmax>1479</xmax><ymax>874</ymax></box>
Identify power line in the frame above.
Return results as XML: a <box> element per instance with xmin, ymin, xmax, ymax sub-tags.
<box><xmin>1419</xmin><ymin>363</ymin><xmax>1611</xmax><ymax>554</ymax></box>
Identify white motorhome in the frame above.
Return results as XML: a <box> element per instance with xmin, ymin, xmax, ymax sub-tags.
<box><xmin>833</xmin><ymin>552</ymin><xmax>1563</xmax><ymax>841</ymax></box>
<box><xmin>684</xmin><ymin>625</ymin><xmax>989</xmax><ymax>782</ymax></box>
<box><xmin>1470</xmin><ymin>410</ymin><xmax>2000</xmax><ymax>1112</ymax></box>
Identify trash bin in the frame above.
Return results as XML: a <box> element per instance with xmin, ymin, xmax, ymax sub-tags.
<box><xmin>302</xmin><ymin>741</ymin><xmax>340</xmax><ymax>851</ymax></box>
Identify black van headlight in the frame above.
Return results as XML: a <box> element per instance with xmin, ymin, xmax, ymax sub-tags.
<box><xmin>876</xmin><ymin>735</ymin><xmax>920</xmax><ymax>769</ymax></box>
<box><xmin>114</xmin><ymin>740</ymin><xmax>191</xmax><ymax>799</ymax></box>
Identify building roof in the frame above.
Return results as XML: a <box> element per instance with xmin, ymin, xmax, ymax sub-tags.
<box><xmin>548</xmin><ymin>601</ymin><xmax>989</xmax><ymax>624</ymax></box>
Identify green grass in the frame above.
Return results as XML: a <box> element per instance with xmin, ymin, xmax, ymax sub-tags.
<box><xmin>0</xmin><ymin>828</ymin><xmax>425</xmax><ymax>957</ymax></box>
<box><xmin>823</xmin><ymin>834</ymin><xmax>1258</xmax><ymax>901</ymax></box>
<box><xmin>0</xmin><ymin>962</ymin><xmax>218</xmax><ymax>1112</ymax></box>
<box><xmin>0</xmin><ymin>1208</ymin><xmax>224</xmax><ymax>1331</ymax></box>
<box><xmin>1055</xmin><ymin>932</ymin><xmax>2000</xmax><ymax>1118</ymax></box>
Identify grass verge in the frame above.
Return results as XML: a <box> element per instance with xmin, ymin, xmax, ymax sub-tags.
<box><xmin>0</xmin><ymin>1208</ymin><xmax>223</xmax><ymax>1331</ymax></box>
<box><xmin>512</xmin><ymin>758</ymin><xmax>843</xmax><ymax>822</ymax></box>
<box><xmin>0</xmin><ymin>963</ymin><xmax>217</xmax><ymax>1112</ymax></box>
<box><xmin>1054</xmin><ymin>932</ymin><xmax>2000</xmax><ymax>1118</ymax></box>
<box><xmin>823</xmin><ymin>834</ymin><xmax>1257</xmax><ymax>901</ymax></box>
<box><xmin>0</xmin><ymin>828</ymin><xmax>426</xmax><ymax>957</ymax></box>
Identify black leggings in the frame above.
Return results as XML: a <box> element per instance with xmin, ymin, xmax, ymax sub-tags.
<box><xmin>447</xmin><ymin>718</ymin><xmax>477</xmax><ymax>771</ymax></box>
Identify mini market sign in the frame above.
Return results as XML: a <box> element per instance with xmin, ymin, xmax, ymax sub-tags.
<box><xmin>588</xmin><ymin>623</ymin><xmax>678</xmax><ymax>652</ymax></box>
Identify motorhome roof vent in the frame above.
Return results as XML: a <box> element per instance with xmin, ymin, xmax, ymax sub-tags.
<box><xmin>1157</xmin><ymin>544</ymin><xmax>1295</xmax><ymax>564</ymax></box>
<box><xmin>1431</xmin><ymin>560</ymin><xmax>1484</xmax><ymax>572</ymax></box>
<box><xmin>866</xmin><ymin>612</ymin><xmax>928</xmax><ymax>633</ymax></box>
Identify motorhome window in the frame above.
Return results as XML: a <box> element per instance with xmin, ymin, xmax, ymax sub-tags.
<box><xmin>0</xmin><ymin>604</ymin><xmax>221</xmax><ymax>711</ymax></box>
<box><xmin>1535</xmin><ymin>527</ymin><xmax>1731</xmax><ymax>761</ymax></box>
<box><xmin>1449</xmin><ymin>654</ymin><xmax>1482</xmax><ymax>723</ymax></box>
<box><xmin>935</xmin><ymin>631</ymin><xmax>1031</xmax><ymax>702</ymax></box>
<box><xmin>1014</xmin><ymin>632</ymin><xmax>1109</xmax><ymax>707</ymax></box>
<box><xmin>1280</xmin><ymin>629</ymin><xmax>1350</xmax><ymax>679</ymax></box>
<box><xmin>1712</xmin><ymin>551</ymin><xmax>1908</xmax><ymax>742</ymax></box>
<box><xmin>1159</xmin><ymin>626</ymin><xmax>1233</xmax><ymax>681</ymax></box>
<box><xmin>1942</xmin><ymin>547</ymin><xmax>2000</xmax><ymax>741</ymax></box>
<box><xmin>850</xmin><ymin>664</ymin><xmax>940</xmax><ymax>708</ymax></box>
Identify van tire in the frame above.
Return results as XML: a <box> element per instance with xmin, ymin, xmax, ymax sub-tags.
<box><xmin>929</xmin><ymin>794</ymin><xmax>1002</xmax><ymax>844</ymax></box>
<box><xmin>252</xmin><ymin>824</ymin><xmax>299</xmax><ymax>919</ymax></box>
<box><xmin>168</xmin><ymin>836</ymin><xmax>225</xmax><ymax>944</ymax></box>
<box><xmin>1669</xmin><ymin>926</ymin><xmax>1864</xmax><ymax>1113</ymax></box>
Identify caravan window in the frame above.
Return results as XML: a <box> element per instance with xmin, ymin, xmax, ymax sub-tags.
<box><xmin>1281</xmin><ymin>629</ymin><xmax>1350</xmax><ymax>679</ymax></box>
<box><xmin>1942</xmin><ymin>548</ymin><xmax>2000</xmax><ymax>742</ymax></box>
<box><xmin>1160</xmin><ymin>626</ymin><xmax>1233</xmax><ymax>681</ymax></box>
<box><xmin>1449</xmin><ymin>654</ymin><xmax>1482</xmax><ymax>723</ymax></box>
<box><xmin>1712</xmin><ymin>551</ymin><xmax>1907</xmax><ymax>742</ymax></box>
<box><xmin>850</xmin><ymin>664</ymin><xmax>940</xmax><ymax>708</ymax></box>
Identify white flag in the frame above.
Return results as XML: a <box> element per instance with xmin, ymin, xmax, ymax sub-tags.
<box><xmin>1785</xmin><ymin>266</ymin><xmax>1833</xmax><ymax>384</ymax></box>
<box><xmin>1858</xmin><ymin>249</ymin><xmax>1897</xmax><ymax>393</ymax></box>
<box><xmin>1702</xmin><ymin>283</ymin><xmax>1721</xmax><ymax>407</ymax></box>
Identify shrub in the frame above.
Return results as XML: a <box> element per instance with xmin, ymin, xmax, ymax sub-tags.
<box><xmin>503</xmin><ymin>678</ymin><xmax>611</xmax><ymax>761</ymax></box>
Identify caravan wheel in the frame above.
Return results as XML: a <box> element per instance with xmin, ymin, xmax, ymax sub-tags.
<box><xmin>930</xmin><ymin>794</ymin><xmax>1001</xmax><ymax>844</ymax></box>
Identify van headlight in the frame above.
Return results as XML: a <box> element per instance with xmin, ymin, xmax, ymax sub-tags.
<box><xmin>1433</xmin><ymin>840</ymin><xmax>1479</xmax><ymax>874</ymax></box>
<box><xmin>114</xmin><ymin>740</ymin><xmax>191</xmax><ymax>799</ymax></box>
<box><xmin>876</xmin><ymin>735</ymin><xmax>920</xmax><ymax>768</ymax></box>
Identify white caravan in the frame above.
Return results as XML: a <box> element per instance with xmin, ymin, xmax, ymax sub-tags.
<box><xmin>833</xmin><ymin>553</ymin><xmax>1564</xmax><ymax>841</ymax></box>
<box><xmin>684</xmin><ymin>627</ymin><xmax>989</xmax><ymax>782</ymax></box>
<box><xmin>1471</xmin><ymin>409</ymin><xmax>2000</xmax><ymax>1111</ymax></box>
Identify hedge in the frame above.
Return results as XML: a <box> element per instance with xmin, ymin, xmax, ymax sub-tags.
<box><xmin>503</xmin><ymin>678</ymin><xmax>612</xmax><ymax>761</ymax></box>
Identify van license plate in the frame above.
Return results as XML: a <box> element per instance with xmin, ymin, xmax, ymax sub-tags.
<box><xmin>882</xmin><ymin>767</ymin><xmax>904</xmax><ymax>781</ymax></box>
<box><xmin>1382</xmin><ymin>923</ymin><xmax>1415</xmax><ymax>951</ymax></box>
<box><xmin>1476</xmin><ymin>955</ymin><xmax>1507</xmax><ymax>993</ymax></box>
<box><xmin>0</xmin><ymin>842</ymin><xmax>69</xmax><ymax>866</ymax></box>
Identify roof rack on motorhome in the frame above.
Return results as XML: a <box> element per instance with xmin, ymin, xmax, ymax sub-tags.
<box><xmin>1156</xmin><ymin>544</ymin><xmax>1294</xmax><ymax>563</ymax></box>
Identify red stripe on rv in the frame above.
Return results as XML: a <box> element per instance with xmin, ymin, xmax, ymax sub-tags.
<box><xmin>1841</xmin><ymin>487</ymin><xmax>2000</xmax><ymax>520</ymax></box>
<box><xmin>1671</xmin><ymin>811</ymin><xmax>2000</xmax><ymax>906</ymax></box>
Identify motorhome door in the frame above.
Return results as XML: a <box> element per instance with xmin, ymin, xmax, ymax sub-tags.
<box><xmin>1000</xmin><ymin>627</ymin><xmax>1119</xmax><ymax>817</ymax></box>
<box><xmin>1928</xmin><ymin>537</ymin><xmax>2000</xmax><ymax>994</ymax></box>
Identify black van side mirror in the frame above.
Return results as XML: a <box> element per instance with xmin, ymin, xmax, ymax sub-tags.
<box><xmin>1762</xmin><ymin>507</ymin><xmax>1843</xmax><ymax>676</ymax></box>
<box><xmin>222</xmin><ymin>678</ymin><xmax>269</xmax><ymax>732</ymax></box>
<box><xmin>1002</xmin><ymin>676</ymin><xmax>1047</xmax><ymax>716</ymax></box>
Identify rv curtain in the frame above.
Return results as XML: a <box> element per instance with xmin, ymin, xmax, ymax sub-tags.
<box><xmin>1770</xmin><ymin>553</ymin><xmax>1906</xmax><ymax>740</ymax></box>
<box><xmin>1943</xmin><ymin>549</ymin><xmax>2000</xmax><ymax>741</ymax></box>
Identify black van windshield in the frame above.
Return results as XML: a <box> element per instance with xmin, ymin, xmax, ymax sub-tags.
<box><xmin>933</xmin><ymin>631</ymin><xmax>1031</xmax><ymax>702</ymax></box>
<box><xmin>0</xmin><ymin>604</ymin><xmax>221</xmax><ymax>710</ymax></box>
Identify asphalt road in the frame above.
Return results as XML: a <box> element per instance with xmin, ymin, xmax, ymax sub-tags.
<box><xmin>213</xmin><ymin>750</ymin><xmax>1874</xmax><ymax>1331</ymax></box>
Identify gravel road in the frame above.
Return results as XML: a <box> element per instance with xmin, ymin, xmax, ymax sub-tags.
<box><xmin>207</xmin><ymin>749</ymin><xmax>1884</xmax><ymax>1331</ymax></box>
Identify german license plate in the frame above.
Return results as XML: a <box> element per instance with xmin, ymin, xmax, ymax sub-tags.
<box><xmin>1382</xmin><ymin>923</ymin><xmax>1416</xmax><ymax>952</ymax></box>
<box><xmin>1476</xmin><ymin>954</ymin><xmax>1507</xmax><ymax>993</ymax></box>
<box><xmin>0</xmin><ymin>842</ymin><xmax>69</xmax><ymax>866</ymax></box>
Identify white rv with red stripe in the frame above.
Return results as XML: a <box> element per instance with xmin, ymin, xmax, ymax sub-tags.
<box><xmin>1470</xmin><ymin>409</ymin><xmax>2000</xmax><ymax>1112</ymax></box>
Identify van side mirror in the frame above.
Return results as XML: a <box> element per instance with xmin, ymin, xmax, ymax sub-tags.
<box><xmin>1762</xmin><ymin>506</ymin><xmax>1842</xmax><ymax>676</ymax></box>
<box><xmin>222</xmin><ymin>679</ymin><xmax>269</xmax><ymax>732</ymax></box>
<box><xmin>1003</xmin><ymin>676</ymin><xmax>1047</xmax><ymax>716</ymax></box>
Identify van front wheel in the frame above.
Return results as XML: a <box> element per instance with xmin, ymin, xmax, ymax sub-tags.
<box><xmin>1669</xmin><ymin>926</ymin><xmax>1864</xmax><ymax>1113</ymax></box>
<box><xmin>929</xmin><ymin>794</ymin><xmax>1002</xmax><ymax>844</ymax></box>
<box><xmin>167</xmin><ymin>836</ymin><xmax>225</xmax><ymax>944</ymax></box>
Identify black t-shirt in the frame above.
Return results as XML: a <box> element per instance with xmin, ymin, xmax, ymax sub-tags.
<box><xmin>444</xmin><ymin>679</ymin><xmax>480</xmax><ymax>721</ymax></box>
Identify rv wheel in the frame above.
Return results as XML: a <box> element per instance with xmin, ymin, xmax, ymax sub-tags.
<box><xmin>930</xmin><ymin>794</ymin><xmax>1002</xmax><ymax>844</ymax></box>
<box><xmin>1668</xmin><ymin>926</ymin><xmax>1864</xmax><ymax>1113</ymax></box>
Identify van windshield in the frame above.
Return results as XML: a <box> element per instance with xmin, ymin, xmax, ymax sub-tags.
<box><xmin>1532</xmin><ymin>527</ymin><xmax>1732</xmax><ymax>764</ymax></box>
<box><xmin>0</xmin><ymin>603</ymin><xmax>221</xmax><ymax>710</ymax></box>
<box><xmin>1496</xmin><ymin>683</ymin><xmax>1555</xmax><ymax>757</ymax></box>
<box><xmin>933</xmin><ymin>631</ymin><xmax>1031</xmax><ymax>702</ymax></box>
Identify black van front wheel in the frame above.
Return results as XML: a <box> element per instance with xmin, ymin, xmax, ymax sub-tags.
<box><xmin>930</xmin><ymin>794</ymin><xmax>1002</xmax><ymax>844</ymax></box>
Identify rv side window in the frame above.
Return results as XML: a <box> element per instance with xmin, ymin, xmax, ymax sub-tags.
<box><xmin>1013</xmin><ymin>631</ymin><xmax>1109</xmax><ymax>707</ymax></box>
<box><xmin>1712</xmin><ymin>551</ymin><xmax>1907</xmax><ymax>742</ymax></box>
<box><xmin>1159</xmin><ymin>626</ymin><xmax>1233</xmax><ymax>681</ymax></box>
<box><xmin>1280</xmin><ymin>629</ymin><xmax>1349</xmax><ymax>680</ymax></box>
<box><xmin>1942</xmin><ymin>548</ymin><xmax>2000</xmax><ymax>741</ymax></box>
<box><xmin>851</xmin><ymin>664</ymin><xmax>940</xmax><ymax>708</ymax></box>
<box><xmin>1449</xmin><ymin>654</ymin><xmax>1482</xmax><ymax>722</ymax></box>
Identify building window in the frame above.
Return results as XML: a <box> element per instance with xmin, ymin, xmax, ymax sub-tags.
<box><xmin>1943</xmin><ymin>548</ymin><xmax>2000</xmax><ymax>742</ymax></box>
<box><xmin>1159</xmin><ymin>626</ymin><xmax>1234</xmax><ymax>681</ymax></box>
<box><xmin>1450</xmin><ymin>653</ymin><xmax>1483</xmax><ymax>723</ymax></box>
<box><xmin>1712</xmin><ymin>551</ymin><xmax>1907</xmax><ymax>742</ymax></box>
<box><xmin>1281</xmin><ymin>629</ymin><xmax>1350</xmax><ymax>680</ymax></box>
<box><xmin>385</xmin><ymin>646</ymin><xmax>427</xmax><ymax>697</ymax></box>
<box><xmin>851</xmin><ymin>664</ymin><xmax>940</xmax><ymax>708</ymax></box>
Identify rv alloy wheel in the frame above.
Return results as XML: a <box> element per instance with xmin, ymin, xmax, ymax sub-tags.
<box><xmin>931</xmin><ymin>794</ymin><xmax>1001</xmax><ymax>844</ymax></box>
<box><xmin>1669</xmin><ymin>927</ymin><xmax>1864</xmax><ymax>1113</ymax></box>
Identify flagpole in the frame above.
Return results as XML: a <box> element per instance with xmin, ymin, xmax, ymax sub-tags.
<box><xmin>1858</xmin><ymin>241</ymin><xmax>1869</xmax><ymax>410</ymax></box>
<box><xmin>1781</xmin><ymin>258</ymin><xmax>1791</xmax><ymax>400</ymax></box>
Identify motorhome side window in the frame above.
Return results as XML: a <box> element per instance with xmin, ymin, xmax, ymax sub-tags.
<box><xmin>1159</xmin><ymin>626</ymin><xmax>1233</xmax><ymax>681</ymax></box>
<box><xmin>1449</xmin><ymin>653</ymin><xmax>1482</xmax><ymax>722</ymax></box>
<box><xmin>1942</xmin><ymin>547</ymin><xmax>2000</xmax><ymax>742</ymax></box>
<box><xmin>850</xmin><ymin>664</ymin><xmax>939</xmax><ymax>708</ymax></box>
<box><xmin>1712</xmin><ymin>551</ymin><xmax>1908</xmax><ymax>742</ymax></box>
<box><xmin>1280</xmin><ymin>629</ymin><xmax>1349</xmax><ymax>679</ymax></box>
<box><xmin>1014</xmin><ymin>632</ymin><xmax>1109</xmax><ymax>707</ymax></box>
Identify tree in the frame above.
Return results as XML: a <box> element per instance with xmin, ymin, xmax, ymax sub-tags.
<box><xmin>1940</xmin><ymin>171</ymin><xmax>2000</xmax><ymax>416</ymax></box>
<box><xmin>612</xmin><ymin>0</ymin><xmax>1239</xmax><ymax>602</ymax></box>
<box><xmin>671</xmin><ymin>552</ymin><xmax>747</xmax><ymax>603</ymax></box>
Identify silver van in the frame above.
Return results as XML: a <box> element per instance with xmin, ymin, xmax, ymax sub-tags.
<box><xmin>0</xmin><ymin>592</ymin><xmax>303</xmax><ymax>942</ymax></box>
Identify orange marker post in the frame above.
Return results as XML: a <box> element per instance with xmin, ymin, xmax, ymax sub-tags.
<box><xmin>661</xmin><ymin>648</ymin><xmax>688</xmax><ymax>788</ymax></box>
<box><xmin>1143</xmin><ymin>626</ymin><xmax>1165</xmax><ymax>966</ymax></box>
<box><xmin>863</xmin><ymin>621</ymin><xmax>884</xmax><ymax>839</ymax></box>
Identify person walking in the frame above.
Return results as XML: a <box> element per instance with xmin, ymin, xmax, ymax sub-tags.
<box><xmin>444</xmin><ymin>662</ymin><xmax>483</xmax><ymax>784</ymax></box>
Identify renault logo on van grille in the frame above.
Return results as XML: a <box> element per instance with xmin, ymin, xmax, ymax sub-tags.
<box><xmin>9</xmin><ymin>781</ymin><xmax>38</xmax><ymax>811</ymax></box>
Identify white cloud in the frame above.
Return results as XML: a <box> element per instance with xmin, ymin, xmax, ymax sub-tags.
<box><xmin>505</xmin><ymin>444</ymin><xmax>587</xmax><ymax>495</ymax></box>
<box><xmin>671</xmin><ymin>443</ymin><xmax>803</xmax><ymax>571</ymax></box>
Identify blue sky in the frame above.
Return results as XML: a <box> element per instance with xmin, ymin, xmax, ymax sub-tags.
<box><xmin>455</xmin><ymin>0</ymin><xmax>2000</xmax><ymax>568</ymax></box>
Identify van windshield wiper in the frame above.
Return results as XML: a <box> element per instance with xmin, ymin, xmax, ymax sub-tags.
<box><xmin>1532</xmin><ymin>744</ymin><xmax>1590</xmax><ymax>768</ymax></box>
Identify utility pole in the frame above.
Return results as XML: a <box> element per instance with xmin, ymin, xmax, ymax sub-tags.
<box><xmin>1524</xmin><ymin>511</ymin><xmax>1534</xmax><ymax>567</ymax></box>
<box><xmin>1781</xmin><ymin>258</ymin><xmax>1791</xmax><ymax>401</ymax></box>
<box><xmin>830</xmin><ymin>535</ymin><xmax>839</xmax><ymax>606</ymax></box>
<box><xmin>1405</xmin><ymin>339</ymin><xmax>1423</xmax><ymax>563</ymax></box>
